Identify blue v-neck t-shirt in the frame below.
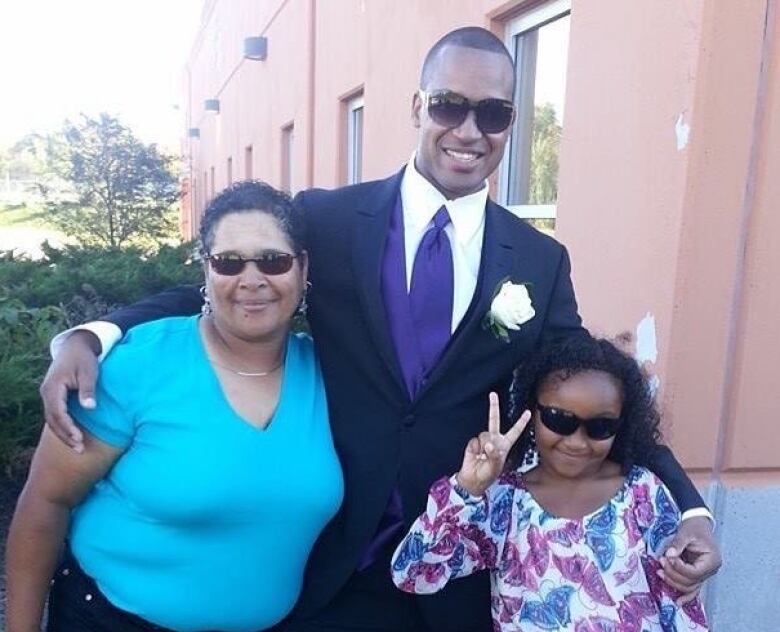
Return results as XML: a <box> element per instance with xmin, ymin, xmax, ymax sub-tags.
<box><xmin>67</xmin><ymin>315</ymin><xmax>343</xmax><ymax>632</ymax></box>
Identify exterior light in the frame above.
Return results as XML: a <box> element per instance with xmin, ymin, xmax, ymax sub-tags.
<box><xmin>188</xmin><ymin>128</ymin><xmax>200</xmax><ymax>138</ymax></box>
<box><xmin>204</xmin><ymin>99</ymin><xmax>220</xmax><ymax>113</ymax></box>
<box><xmin>244</xmin><ymin>36</ymin><xmax>268</xmax><ymax>61</ymax></box>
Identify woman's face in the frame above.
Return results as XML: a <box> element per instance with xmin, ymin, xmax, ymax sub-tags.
<box><xmin>534</xmin><ymin>369</ymin><xmax>623</xmax><ymax>479</ymax></box>
<box><xmin>204</xmin><ymin>210</ymin><xmax>307</xmax><ymax>342</ymax></box>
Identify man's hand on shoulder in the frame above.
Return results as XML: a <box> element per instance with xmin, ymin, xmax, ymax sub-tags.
<box><xmin>39</xmin><ymin>330</ymin><xmax>102</xmax><ymax>453</ymax></box>
<box><xmin>659</xmin><ymin>515</ymin><xmax>722</xmax><ymax>604</ymax></box>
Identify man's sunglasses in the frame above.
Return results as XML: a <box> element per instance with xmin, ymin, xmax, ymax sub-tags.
<box><xmin>419</xmin><ymin>90</ymin><xmax>515</xmax><ymax>134</ymax></box>
<box><xmin>537</xmin><ymin>405</ymin><xmax>621</xmax><ymax>441</ymax></box>
<box><xmin>205</xmin><ymin>252</ymin><xmax>299</xmax><ymax>276</ymax></box>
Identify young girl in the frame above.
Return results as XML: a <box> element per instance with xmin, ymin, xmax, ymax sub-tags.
<box><xmin>391</xmin><ymin>335</ymin><xmax>708</xmax><ymax>631</ymax></box>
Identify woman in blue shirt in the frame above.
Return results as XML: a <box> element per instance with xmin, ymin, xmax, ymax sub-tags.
<box><xmin>6</xmin><ymin>182</ymin><xmax>344</xmax><ymax>632</ymax></box>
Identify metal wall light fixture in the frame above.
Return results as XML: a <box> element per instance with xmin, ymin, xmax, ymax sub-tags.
<box><xmin>244</xmin><ymin>36</ymin><xmax>268</xmax><ymax>61</ymax></box>
<box><xmin>204</xmin><ymin>99</ymin><xmax>220</xmax><ymax>113</ymax></box>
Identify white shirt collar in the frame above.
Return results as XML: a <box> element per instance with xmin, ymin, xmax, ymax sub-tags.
<box><xmin>400</xmin><ymin>152</ymin><xmax>488</xmax><ymax>247</ymax></box>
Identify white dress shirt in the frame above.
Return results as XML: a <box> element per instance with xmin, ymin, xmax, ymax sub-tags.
<box><xmin>400</xmin><ymin>154</ymin><xmax>487</xmax><ymax>333</ymax></box>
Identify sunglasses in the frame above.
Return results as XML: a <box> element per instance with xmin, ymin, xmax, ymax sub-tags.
<box><xmin>537</xmin><ymin>405</ymin><xmax>621</xmax><ymax>441</ymax></box>
<box><xmin>205</xmin><ymin>251</ymin><xmax>299</xmax><ymax>276</ymax></box>
<box><xmin>419</xmin><ymin>90</ymin><xmax>516</xmax><ymax>134</ymax></box>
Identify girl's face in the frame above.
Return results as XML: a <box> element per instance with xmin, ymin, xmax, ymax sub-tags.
<box><xmin>534</xmin><ymin>369</ymin><xmax>623</xmax><ymax>479</ymax></box>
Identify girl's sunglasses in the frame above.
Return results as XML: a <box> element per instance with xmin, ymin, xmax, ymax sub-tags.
<box><xmin>537</xmin><ymin>405</ymin><xmax>620</xmax><ymax>441</ymax></box>
<box><xmin>419</xmin><ymin>90</ymin><xmax>515</xmax><ymax>134</ymax></box>
<box><xmin>205</xmin><ymin>252</ymin><xmax>298</xmax><ymax>276</ymax></box>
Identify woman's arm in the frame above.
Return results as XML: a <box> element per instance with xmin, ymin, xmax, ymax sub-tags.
<box><xmin>5</xmin><ymin>427</ymin><xmax>122</xmax><ymax>632</ymax></box>
<box><xmin>41</xmin><ymin>285</ymin><xmax>202</xmax><ymax>452</ymax></box>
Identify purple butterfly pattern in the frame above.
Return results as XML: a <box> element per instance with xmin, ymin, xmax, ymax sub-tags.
<box><xmin>391</xmin><ymin>469</ymin><xmax>709</xmax><ymax>631</ymax></box>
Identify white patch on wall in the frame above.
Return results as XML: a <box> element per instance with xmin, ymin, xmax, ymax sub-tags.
<box><xmin>675</xmin><ymin>113</ymin><xmax>690</xmax><ymax>150</ymax></box>
<box><xmin>635</xmin><ymin>313</ymin><xmax>658</xmax><ymax>364</ymax></box>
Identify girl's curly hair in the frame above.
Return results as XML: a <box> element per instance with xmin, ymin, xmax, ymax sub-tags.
<box><xmin>508</xmin><ymin>334</ymin><xmax>662</xmax><ymax>474</ymax></box>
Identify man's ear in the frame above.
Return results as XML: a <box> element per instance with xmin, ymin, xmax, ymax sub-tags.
<box><xmin>411</xmin><ymin>91</ymin><xmax>422</xmax><ymax>129</ymax></box>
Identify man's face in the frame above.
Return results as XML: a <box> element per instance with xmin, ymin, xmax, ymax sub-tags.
<box><xmin>412</xmin><ymin>45</ymin><xmax>515</xmax><ymax>200</ymax></box>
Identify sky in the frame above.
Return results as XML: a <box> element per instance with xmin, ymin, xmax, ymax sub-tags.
<box><xmin>0</xmin><ymin>0</ymin><xmax>204</xmax><ymax>151</ymax></box>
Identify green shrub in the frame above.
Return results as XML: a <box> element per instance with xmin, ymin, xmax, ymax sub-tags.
<box><xmin>0</xmin><ymin>241</ymin><xmax>202</xmax><ymax>317</ymax></box>
<box><xmin>0</xmin><ymin>298</ymin><xmax>68</xmax><ymax>477</ymax></box>
<box><xmin>0</xmin><ymin>243</ymin><xmax>202</xmax><ymax>476</ymax></box>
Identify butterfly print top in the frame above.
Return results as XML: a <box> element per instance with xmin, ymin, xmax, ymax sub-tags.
<box><xmin>391</xmin><ymin>466</ymin><xmax>708</xmax><ymax>632</ymax></box>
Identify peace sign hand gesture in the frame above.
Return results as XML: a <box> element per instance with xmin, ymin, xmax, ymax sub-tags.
<box><xmin>455</xmin><ymin>392</ymin><xmax>531</xmax><ymax>497</ymax></box>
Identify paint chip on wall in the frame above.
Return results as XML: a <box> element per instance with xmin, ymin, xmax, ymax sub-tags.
<box><xmin>636</xmin><ymin>313</ymin><xmax>658</xmax><ymax>364</ymax></box>
<box><xmin>675</xmin><ymin>113</ymin><xmax>690</xmax><ymax>150</ymax></box>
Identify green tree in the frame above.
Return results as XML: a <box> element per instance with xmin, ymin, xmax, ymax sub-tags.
<box><xmin>43</xmin><ymin>113</ymin><xmax>179</xmax><ymax>248</ymax></box>
<box><xmin>529</xmin><ymin>103</ymin><xmax>562</xmax><ymax>206</ymax></box>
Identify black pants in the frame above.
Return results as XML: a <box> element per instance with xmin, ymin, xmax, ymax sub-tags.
<box><xmin>282</xmin><ymin>551</ymin><xmax>491</xmax><ymax>632</ymax></box>
<box><xmin>47</xmin><ymin>550</ymin><xmax>174</xmax><ymax>632</ymax></box>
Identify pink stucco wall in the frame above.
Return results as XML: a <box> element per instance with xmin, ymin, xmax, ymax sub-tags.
<box><xmin>181</xmin><ymin>0</ymin><xmax>780</xmax><ymax>484</ymax></box>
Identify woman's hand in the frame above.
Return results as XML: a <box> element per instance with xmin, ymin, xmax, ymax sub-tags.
<box><xmin>456</xmin><ymin>392</ymin><xmax>531</xmax><ymax>497</ymax></box>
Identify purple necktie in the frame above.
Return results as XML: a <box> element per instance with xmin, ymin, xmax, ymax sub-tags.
<box><xmin>409</xmin><ymin>206</ymin><xmax>454</xmax><ymax>375</ymax></box>
<box><xmin>357</xmin><ymin>202</ymin><xmax>455</xmax><ymax>571</ymax></box>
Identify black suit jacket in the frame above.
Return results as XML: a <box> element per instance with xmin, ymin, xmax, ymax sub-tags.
<box><xmin>105</xmin><ymin>170</ymin><xmax>705</xmax><ymax>630</ymax></box>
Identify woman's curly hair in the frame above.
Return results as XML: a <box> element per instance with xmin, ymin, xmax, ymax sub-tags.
<box><xmin>198</xmin><ymin>180</ymin><xmax>305</xmax><ymax>258</ymax></box>
<box><xmin>508</xmin><ymin>333</ymin><xmax>662</xmax><ymax>474</ymax></box>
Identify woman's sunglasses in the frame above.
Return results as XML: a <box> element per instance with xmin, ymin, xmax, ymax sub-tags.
<box><xmin>537</xmin><ymin>405</ymin><xmax>621</xmax><ymax>441</ymax></box>
<box><xmin>205</xmin><ymin>252</ymin><xmax>298</xmax><ymax>276</ymax></box>
<box><xmin>419</xmin><ymin>90</ymin><xmax>515</xmax><ymax>134</ymax></box>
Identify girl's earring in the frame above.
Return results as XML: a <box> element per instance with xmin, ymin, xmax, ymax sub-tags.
<box><xmin>523</xmin><ymin>424</ymin><xmax>538</xmax><ymax>468</ymax></box>
<box><xmin>200</xmin><ymin>285</ymin><xmax>212</xmax><ymax>316</ymax></box>
<box><xmin>297</xmin><ymin>281</ymin><xmax>312</xmax><ymax>317</ymax></box>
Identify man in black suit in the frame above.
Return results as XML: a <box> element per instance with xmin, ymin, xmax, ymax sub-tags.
<box><xmin>41</xmin><ymin>27</ymin><xmax>720</xmax><ymax>632</ymax></box>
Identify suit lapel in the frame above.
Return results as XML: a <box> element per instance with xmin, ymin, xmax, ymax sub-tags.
<box><xmin>416</xmin><ymin>200</ymin><xmax>516</xmax><ymax>398</ymax></box>
<box><xmin>351</xmin><ymin>170</ymin><xmax>408</xmax><ymax>398</ymax></box>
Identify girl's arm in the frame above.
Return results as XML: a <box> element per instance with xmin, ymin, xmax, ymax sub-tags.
<box><xmin>5</xmin><ymin>427</ymin><xmax>122</xmax><ymax>632</ymax></box>
<box><xmin>636</xmin><ymin>472</ymin><xmax>710</xmax><ymax>631</ymax></box>
<box><xmin>391</xmin><ymin>475</ymin><xmax>515</xmax><ymax>594</ymax></box>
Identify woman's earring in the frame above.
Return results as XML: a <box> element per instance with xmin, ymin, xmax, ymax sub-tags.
<box><xmin>200</xmin><ymin>285</ymin><xmax>212</xmax><ymax>316</ymax></box>
<box><xmin>297</xmin><ymin>281</ymin><xmax>312</xmax><ymax>317</ymax></box>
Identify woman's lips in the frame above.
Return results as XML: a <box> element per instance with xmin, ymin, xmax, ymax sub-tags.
<box><xmin>236</xmin><ymin>300</ymin><xmax>272</xmax><ymax>312</ymax></box>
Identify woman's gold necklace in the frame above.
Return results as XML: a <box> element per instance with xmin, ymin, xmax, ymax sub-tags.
<box><xmin>205</xmin><ymin>319</ymin><xmax>284</xmax><ymax>377</ymax></box>
<box><xmin>211</xmin><ymin>359</ymin><xmax>283</xmax><ymax>377</ymax></box>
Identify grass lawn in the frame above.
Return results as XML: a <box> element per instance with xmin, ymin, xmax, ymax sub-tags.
<box><xmin>0</xmin><ymin>202</ymin><xmax>72</xmax><ymax>258</ymax></box>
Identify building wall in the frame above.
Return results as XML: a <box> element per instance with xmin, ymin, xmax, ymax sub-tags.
<box><xmin>182</xmin><ymin>1</ymin><xmax>780</xmax><ymax>627</ymax></box>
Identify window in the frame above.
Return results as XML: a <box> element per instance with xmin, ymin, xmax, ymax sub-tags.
<box><xmin>500</xmin><ymin>0</ymin><xmax>571</xmax><ymax>231</ymax></box>
<box><xmin>281</xmin><ymin>124</ymin><xmax>294</xmax><ymax>194</ymax></box>
<box><xmin>346</xmin><ymin>94</ymin><xmax>364</xmax><ymax>185</ymax></box>
<box><xmin>245</xmin><ymin>145</ymin><xmax>253</xmax><ymax>180</ymax></box>
<box><xmin>227</xmin><ymin>157</ymin><xmax>233</xmax><ymax>185</ymax></box>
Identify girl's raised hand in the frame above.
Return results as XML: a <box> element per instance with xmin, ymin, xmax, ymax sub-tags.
<box><xmin>456</xmin><ymin>392</ymin><xmax>531</xmax><ymax>497</ymax></box>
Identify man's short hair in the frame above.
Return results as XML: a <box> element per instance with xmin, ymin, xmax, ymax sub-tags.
<box><xmin>420</xmin><ymin>26</ymin><xmax>515</xmax><ymax>89</ymax></box>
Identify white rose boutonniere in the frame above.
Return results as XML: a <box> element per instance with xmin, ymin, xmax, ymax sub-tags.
<box><xmin>483</xmin><ymin>279</ymin><xmax>535</xmax><ymax>343</ymax></box>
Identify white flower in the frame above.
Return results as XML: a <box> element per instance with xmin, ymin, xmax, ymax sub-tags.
<box><xmin>490</xmin><ymin>282</ymin><xmax>535</xmax><ymax>331</ymax></box>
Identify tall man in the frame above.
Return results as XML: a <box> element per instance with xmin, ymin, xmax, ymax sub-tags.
<box><xmin>41</xmin><ymin>27</ymin><xmax>720</xmax><ymax>632</ymax></box>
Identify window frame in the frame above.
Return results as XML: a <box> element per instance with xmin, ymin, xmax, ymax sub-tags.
<box><xmin>346</xmin><ymin>94</ymin><xmax>365</xmax><ymax>185</ymax></box>
<box><xmin>499</xmin><ymin>0</ymin><xmax>571</xmax><ymax>220</ymax></box>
